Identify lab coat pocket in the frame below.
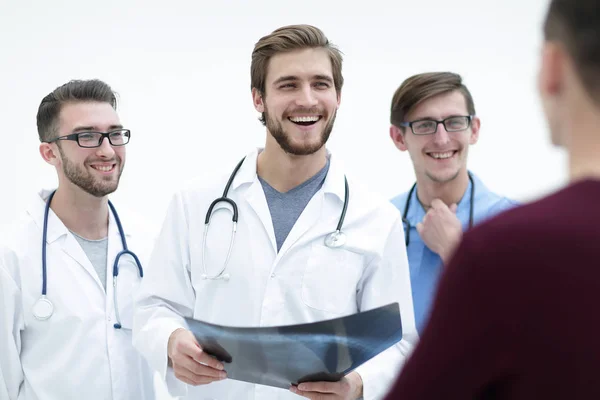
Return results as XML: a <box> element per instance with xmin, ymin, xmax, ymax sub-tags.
<box><xmin>114</xmin><ymin>259</ymin><xmax>142</xmax><ymax>330</ymax></box>
<box><xmin>301</xmin><ymin>244</ymin><xmax>364</xmax><ymax>314</ymax></box>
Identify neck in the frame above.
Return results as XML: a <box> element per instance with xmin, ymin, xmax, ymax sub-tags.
<box><xmin>257</xmin><ymin>141</ymin><xmax>327</xmax><ymax>193</ymax></box>
<box><xmin>569</xmin><ymin>142</ymin><xmax>600</xmax><ymax>183</ymax></box>
<box><xmin>567</xmin><ymin>106</ymin><xmax>600</xmax><ymax>183</ymax></box>
<box><xmin>50</xmin><ymin>184</ymin><xmax>109</xmax><ymax>240</ymax></box>
<box><xmin>415</xmin><ymin>170</ymin><xmax>470</xmax><ymax>209</ymax></box>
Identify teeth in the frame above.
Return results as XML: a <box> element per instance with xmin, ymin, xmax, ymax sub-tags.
<box><xmin>93</xmin><ymin>165</ymin><xmax>113</xmax><ymax>172</ymax></box>
<box><xmin>430</xmin><ymin>152</ymin><xmax>454</xmax><ymax>159</ymax></box>
<box><xmin>289</xmin><ymin>116</ymin><xmax>319</xmax><ymax>123</ymax></box>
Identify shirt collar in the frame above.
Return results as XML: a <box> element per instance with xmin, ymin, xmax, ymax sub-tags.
<box><xmin>404</xmin><ymin>171</ymin><xmax>481</xmax><ymax>224</ymax></box>
<box><xmin>27</xmin><ymin>189</ymin><xmax>67</xmax><ymax>243</ymax></box>
<box><xmin>230</xmin><ymin>147</ymin><xmax>346</xmax><ymax>203</ymax></box>
<box><xmin>26</xmin><ymin>188</ymin><xmax>124</xmax><ymax>244</ymax></box>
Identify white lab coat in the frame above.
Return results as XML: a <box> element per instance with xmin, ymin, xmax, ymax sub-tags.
<box><xmin>133</xmin><ymin>149</ymin><xmax>417</xmax><ymax>400</ymax></box>
<box><xmin>0</xmin><ymin>190</ymin><xmax>156</xmax><ymax>400</ymax></box>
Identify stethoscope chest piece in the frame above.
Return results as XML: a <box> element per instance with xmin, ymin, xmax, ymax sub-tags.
<box><xmin>324</xmin><ymin>230</ymin><xmax>346</xmax><ymax>248</ymax></box>
<box><xmin>33</xmin><ymin>296</ymin><xmax>54</xmax><ymax>320</ymax></box>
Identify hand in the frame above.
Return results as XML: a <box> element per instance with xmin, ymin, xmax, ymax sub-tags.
<box><xmin>167</xmin><ymin>328</ymin><xmax>227</xmax><ymax>385</ymax></box>
<box><xmin>289</xmin><ymin>371</ymin><xmax>363</xmax><ymax>399</ymax></box>
<box><xmin>416</xmin><ymin>199</ymin><xmax>463</xmax><ymax>264</ymax></box>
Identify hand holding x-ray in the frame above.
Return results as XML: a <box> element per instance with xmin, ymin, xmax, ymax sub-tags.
<box><xmin>167</xmin><ymin>328</ymin><xmax>228</xmax><ymax>386</ymax></box>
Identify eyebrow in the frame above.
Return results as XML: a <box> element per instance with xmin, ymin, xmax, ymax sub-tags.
<box><xmin>411</xmin><ymin>114</ymin><xmax>465</xmax><ymax>121</ymax></box>
<box><xmin>71</xmin><ymin>124</ymin><xmax>123</xmax><ymax>133</ymax></box>
<box><xmin>272</xmin><ymin>75</ymin><xmax>334</xmax><ymax>85</ymax></box>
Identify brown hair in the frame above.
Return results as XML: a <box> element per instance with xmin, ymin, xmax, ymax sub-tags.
<box><xmin>37</xmin><ymin>79</ymin><xmax>117</xmax><ymax>142</ymax></box>
<box><xmin>390</xmin><ymin>72</ymin><xmax>476</xmax><ymax>129</ymax></box>
<box><xmin>544</xmin><ymin>0</ymin><xmax>600</xmax><ymax>103</ymax></box>
<box><xmin>251</xmin><ymin>25</ymin><xmax>343</xmax><ymax>125</ymax></box>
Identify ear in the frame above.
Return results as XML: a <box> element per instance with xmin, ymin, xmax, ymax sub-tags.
<box><xmin>469</xmin><ymin>116</ymin><xmax>481</xmax><ymax>145</ymax></box>
<box><xmin>390</xmin><ymin>125</ymin><xmax>408</xmax><ymax>151</ymax></box>
<box><xmin>538</xmin><ymin>41</ymin><xmax>564</xmax><ymax>99</ymax></box>
<box><xmin>39</xmin><ymin>142</ymin><xmax>61</xmax><ymax>166</ymax></box>
<box><xmin>252</xmin><ymin>87</ymin><xmax>265</xmax><ymax>113</ymax></box>
<box><xmin>336</xmin><ymin>90</ymin><xmax>341</xmax><ymax>109</ymax></box>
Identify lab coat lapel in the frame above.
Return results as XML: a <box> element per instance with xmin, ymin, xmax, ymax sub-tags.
<box><xmin>30</xmin><ymin>190</ymin><xmax>105</xmax><ymax>292</ymax></box>
<box><xmin>57</xmin><ymin>225</ymin><xmax>104</xmax><ymax>292</ymax></box>
<box><xmin>276</xmin><ymin>190</ymin><xmax>324</xmax><ymax>260</ymax></box>
<box><xmin>277</xmin><ymin>153</ymin><xmax>346</xmax><ymax>259</ymax></box>
<box><xmin>61</xmin><ymin>234</ymin><xmax>105</xmax><ymax>290</ymax></box>
<box><xmin>244</xmin><ymin>178</ymin><xmax>277</xmax><ymax>253</ymax></box>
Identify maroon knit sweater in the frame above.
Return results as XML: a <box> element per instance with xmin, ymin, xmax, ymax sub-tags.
<box><xmin>385</xmin><ymin>179</ymin><xmax>600</xmax><ymax>400</ymax></box>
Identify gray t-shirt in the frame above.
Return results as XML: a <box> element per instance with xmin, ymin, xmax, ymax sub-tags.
<box><xmin>71</xmin><ymin>231</ymin><xmax>109</xmax><ymax>291</ymax></box>
<box><xmin>259</xmin><ymin>159</ymin><xmax>330</xmax><ymax>252</ymax></box>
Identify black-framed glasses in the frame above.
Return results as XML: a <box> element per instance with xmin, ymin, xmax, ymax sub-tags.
<box><xmin>399</xmin><ymin>115</ymin><xmax>473</xmax><ymax>135</ymax></box>
<box><xmin>46</xmin><ymin>129</ymin><xmax>131</xmax><ymax>148</ymax></box>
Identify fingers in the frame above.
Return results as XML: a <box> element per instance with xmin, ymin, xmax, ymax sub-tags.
<box><xmin>170</xmin><ymin>330</ymin><xmax>225</xmax><ymax>370</ymax></box>
<box><xmin>289</xmin><ymin>386</ymin><xmax>326</xmax><ymax>399</ymax></box>
<box><xmin>297</xmin><ymin>380</ymin><xmax>342</xmax><ymax>393</ymax></box>
<box><xmin>431</xmin><ymin>199</ymin><xmax>456</xmax><ymax>213</ymax></box>
<box><xmin>168</xmin><ymin>329</ymin><xmax>226</xmax><ymax>386</ymax></box>
<box><xmin>179</xmin><ymin>353</ymin><xmax>226</xmax><ymax>378</ymax></box>
<box><xmin>192</xmin><ymin>348</ymin><xmax>225</xmax><ymax>371</ymax></box>
<box><xmin>177</xmin><ymin>335</ymin><xmax>204</xmax><ymax>360</ymax></box>
<box><xmin>172</xmin><ymin>352</ymin><xmax>227</xmax><ymax>386</ymax></box>
<box><xmin>416</xmin><ymin>222</ymin><xmax>424</xmax><ymax>235</ymax></box>
<box><xmin>430</xmin><ymin>198</ymin><xmax>446</xmax><ymax>210</ymax></box>
<box><xmin>290</xmin><ymin>379</ymin><xmax>350</xmax><ymax>399</ymax></box>
<box><xmin>173</xmin><ymin>365</ymin><xmax>227</xmax><ymax>386</ymax></box>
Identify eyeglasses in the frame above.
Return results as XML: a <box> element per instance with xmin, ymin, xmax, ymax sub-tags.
<box><xmin>399</xmin><ymin>116</ymin><xmax>473</xmax><ymax>135</ymax></box>
<box><xmin>46</xmin><ymin>129</ymin><xmax>131</xmax><ymax>148</ymax></box>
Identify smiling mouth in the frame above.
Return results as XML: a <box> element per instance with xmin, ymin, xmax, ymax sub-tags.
<box><xmin>427</xmin><ymin>151</ymin><xmax>457</xmax><ymax>160</ymax></box>
<box><xmin>288</xmin><ymin>116</ymin><xmax>322</xmax><ymax>126</ymax></box>
<box><xmin>90</xmin><ymin>164</ymin><xmax>116</xmax><ymax>172</ymax></box>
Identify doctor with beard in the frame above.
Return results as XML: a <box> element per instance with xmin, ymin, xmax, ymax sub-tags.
<box><xmin>0</xmin><ymin>79</ymin><xmax>156</xmax><ymax>399</ymax></box>
<box><xmin>134</xmin><ymin>24</ymin><xmax>417</xmax><ymax>400</ymax></box>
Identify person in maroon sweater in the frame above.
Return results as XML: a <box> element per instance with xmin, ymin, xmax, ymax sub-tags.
<box><xmin>385</xmin><ymin>0</ymin><xmax>600</xmax><ymax>399</ymax></box>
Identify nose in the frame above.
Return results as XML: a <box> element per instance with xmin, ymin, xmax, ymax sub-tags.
<box><xmin>295</xmin><ymin>84</ymin><xmax>318</xmax><ymax>108</ymax></box>
<box><xmin>95</xmin><ymin>136</ymin><xmax>116</xmax><ymax>158</ymax></box>
<box><xmin>432</xmin><ymin>122</ymin><xmax>450</xmax><ymax>145</ymax></box>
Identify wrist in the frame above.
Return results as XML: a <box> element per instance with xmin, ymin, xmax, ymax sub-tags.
<box><xmin>442</xmin><ymin>230</ymin><xmax>463</xmax><ymax>263</ymax></box>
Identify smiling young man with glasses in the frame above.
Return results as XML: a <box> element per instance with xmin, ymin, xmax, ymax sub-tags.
<box><xmin>388</xmin><ymin>72</ymin><xmax>517</xmax><ymax>334</ymax></box>
<box><xmin>0</xmin><ymin>79</ymin><xmax>156</xmax><ymax>399</ymax></box>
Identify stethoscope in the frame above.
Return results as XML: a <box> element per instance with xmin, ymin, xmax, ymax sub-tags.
<box><xmin>402</xmin><ymin>172</ymin><xmax>475</xmax><ymax>246</ymax></box>
<box><xmin>201</xmin><ymin>156</ymin><xmax>349</xmax><ymax>281</ymax></box>
<box><xmin>33</xmin><ymin>190</ymin><xmax>143</xmax><ymax>329</ymax></box>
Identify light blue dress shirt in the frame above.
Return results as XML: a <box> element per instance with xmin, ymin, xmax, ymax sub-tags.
<box><xmin>390</xmin><ymin>172</ymin><xmax>519</xmax><ymax>333</ymax></box>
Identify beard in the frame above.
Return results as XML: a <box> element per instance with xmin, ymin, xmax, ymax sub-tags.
<box><xmin>264</xmin><ymin>106</ymin><xmax>337</xmax><ymax>156</ymax></box>
<box><xmin>58</xmin><ymin>146</ymin><xmax>124</xmax><ymax>197</ymax></box>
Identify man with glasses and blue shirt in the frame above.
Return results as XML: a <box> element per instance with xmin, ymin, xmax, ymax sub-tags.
<box><xmin>388</xmin><ymin>72</ymin><xmax>517</xmax><ymax>334</ymax></box>
<box><xmin>0</xmin><ymin>79</ymin><xmax>157</xmax><ymax>399</ymax></box>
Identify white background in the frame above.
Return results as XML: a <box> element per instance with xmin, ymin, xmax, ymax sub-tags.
<box><xmin>1</xmin><ymin>0</ymin><xmax>561</xmax><ymax>235</ymax></box>
<box><xmin>0</xmin><ymin>0</ymin><xmax>559</xmax><ymax>398</ymax></box>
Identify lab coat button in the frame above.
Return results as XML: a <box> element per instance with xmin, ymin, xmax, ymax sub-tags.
<box><xmin>270</xmin><ymin>273</ymin><xmax>276</xmax><ymax>278</ymax></box>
